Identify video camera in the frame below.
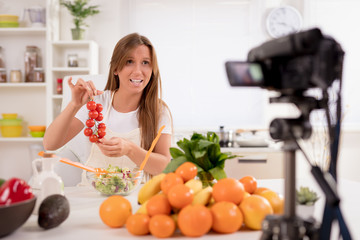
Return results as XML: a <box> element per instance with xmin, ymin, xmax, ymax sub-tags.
<box><xmin>225</xmin><ymin>28</ymin><xmax>351</xmax><ymax>240</ymax></box>
<box><xmin>225</xmin><ymin>28</ymin><xmax>344</xmax><ymax>94</ymax></box>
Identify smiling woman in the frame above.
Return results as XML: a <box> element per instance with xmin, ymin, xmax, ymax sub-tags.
<box><xmin>43</xmin><ymin>33</ymin><xmax>173</xmax><ymax>185</ymax></box>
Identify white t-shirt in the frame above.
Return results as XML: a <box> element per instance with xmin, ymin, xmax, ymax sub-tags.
<box><xmin>67</xmin><ymin>90</ymin><xmax>172</xmax><ymax>164</ymax></box>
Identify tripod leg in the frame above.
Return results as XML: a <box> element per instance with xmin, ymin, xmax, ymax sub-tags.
<box><xmin>284</xmin><ymin>149</ymin><xmax>296</xmax><ymax>218</ymax></box>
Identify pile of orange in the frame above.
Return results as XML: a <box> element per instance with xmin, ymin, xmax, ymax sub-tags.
<box><xmin>99</xmin><ymin>162</ymin><xmax>284</xmax><ymax>238</ymax></box>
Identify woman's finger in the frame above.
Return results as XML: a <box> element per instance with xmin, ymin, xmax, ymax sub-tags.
<box><xmin>67</xmin><ymin>77</ymin><xmax>74</xmax><ymax>89</ymax></box>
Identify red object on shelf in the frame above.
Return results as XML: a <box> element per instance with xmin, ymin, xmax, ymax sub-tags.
<box><xmin>56</xmin><ymin>78</ymin><xmax>63</xmax><ymax>94</ymax></box>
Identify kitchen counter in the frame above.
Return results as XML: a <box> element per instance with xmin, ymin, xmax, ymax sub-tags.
<box><xmin>4</xmin><ymin>178</ymin><xmax>360</xmax><ymax>240</ymax></box>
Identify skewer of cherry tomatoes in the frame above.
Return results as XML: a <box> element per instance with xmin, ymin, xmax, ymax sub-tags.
<box><xmin>84</xmin><ymin>100</ymin><xmax>106</xmax><ymax>143</ymax></box>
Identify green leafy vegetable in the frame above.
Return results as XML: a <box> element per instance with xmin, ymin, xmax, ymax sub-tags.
<box><xmin>163</xmin><ymin>132</ymin><xmax>237</xmax><ymax>180</ymax></box>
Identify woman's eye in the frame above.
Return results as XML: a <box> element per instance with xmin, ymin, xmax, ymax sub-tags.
<box><xmin>142</xmin><ymin>60</ymin><xmax>150</xmax><ymax>65</ymax></box>
<box><xmin>126</xmin><ymin>60</ymin><xmax>133</xmax><ymax>64</ymax></box>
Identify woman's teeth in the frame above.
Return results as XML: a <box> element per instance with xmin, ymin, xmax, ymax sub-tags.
<box><xmin>130</xmin><ymin>79</ymin><xmax>143</xmax><ymax>83</ymax></box>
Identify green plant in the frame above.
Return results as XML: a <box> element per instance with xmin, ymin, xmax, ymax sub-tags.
<box><xmin>60</xmin><ymin>0</ymin><xmax>100</xmax><ymax>30</ymax></box>
<box><xmin>163</xmin><ymin>132</ymin><xmax>237</xmax><ymax>185</ymax></box>
<box><xmin>296</xmin><ymin>186</ymin><xmax>319</xmax><ymax>206</ymax></box>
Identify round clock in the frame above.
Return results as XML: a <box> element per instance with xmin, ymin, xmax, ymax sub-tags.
<box><xmin>266</xmin><ymin>6</ymin><xmax>303</xmax><ymax>39</ymax></box>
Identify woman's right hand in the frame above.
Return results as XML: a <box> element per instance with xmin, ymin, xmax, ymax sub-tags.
<box><xmin>67</xmin><ymin>77</ymin><xmax>103</xmax><ymax>108</ymax></box>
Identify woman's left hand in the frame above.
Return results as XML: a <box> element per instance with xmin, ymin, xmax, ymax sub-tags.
<box><xmin>96</xmin><ymin>137</ymin><xmax>131</xmax><ymax>157</ymax></box>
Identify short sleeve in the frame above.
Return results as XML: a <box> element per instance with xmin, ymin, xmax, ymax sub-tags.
<box><xmin>159</xmin><ymin>105</ymin><xmax>172</xmax><ymax>135</ymax></box>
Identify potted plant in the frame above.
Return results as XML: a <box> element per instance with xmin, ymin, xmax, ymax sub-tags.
<box><xmin>60</xmin><ymin>0</ymin><xmax>100</xmax><ymax>40</ymax></box>
<box><xmin>163</xmin><ymin>132</ymin><xmax>237</xmax><ymax>187</ymax></box>
<box><xmin>296</xmin><ymin>186</ymin><xmax>319</xmax><ymax>219</ymax></box>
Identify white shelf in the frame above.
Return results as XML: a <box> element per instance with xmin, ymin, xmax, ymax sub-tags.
<box><xmin>0</xmin><ymin>27</ymin><xmax>46</xmax><ymax>35</ymax></box>
<box><xmin>52</xmin><ymin>94</ymin><xmax>63</xmax><ymax>99</ymax></box>
<box><xmin>0</xmin><ymin>82</ymin><xmax>46</xmax><ymax>88</ymax></box>
<box><xmin>51</xmin><ymin>67</ymin><xmax>91</xmax><ymax>72</ymax></box>
<box><xmin>0</xmin><ymin>137</ymin><xmax>43</xmax><ymax>142</ymax></box>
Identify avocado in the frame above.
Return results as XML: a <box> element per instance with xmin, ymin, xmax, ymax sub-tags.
<box><xmin>38</xmin><ymin>194</ymin><xmax>70</xmax><ymax>230</ymax></box>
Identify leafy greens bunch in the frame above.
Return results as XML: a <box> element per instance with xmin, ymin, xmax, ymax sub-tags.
<box><xmin>163</xmin><ymin>132</ymin><xmax>237</xmax><ymax>181</ymax></box>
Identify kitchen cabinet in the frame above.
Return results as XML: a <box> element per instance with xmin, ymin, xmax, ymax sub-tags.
<box><xmin>0</xmin><ymin>0</ymin><xmax>98</xmax><ymax>181</ymax></box>
<box><xmin>223</xmin><ymin>147</ymin><xmax>285</xmax><ymax>179</ymax></box>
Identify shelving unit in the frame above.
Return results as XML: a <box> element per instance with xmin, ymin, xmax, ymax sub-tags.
<box><xmin>46</xmin><ymin>40</ymin><xmax>99</xmax><ymax>125</ymax></box>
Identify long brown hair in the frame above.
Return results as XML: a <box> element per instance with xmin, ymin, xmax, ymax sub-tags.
<box><xmin>105</xmin><ymin>33</ymin><xmax>171</xmax><ymax>150</ymax></box>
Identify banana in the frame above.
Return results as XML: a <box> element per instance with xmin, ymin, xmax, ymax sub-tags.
<box><xmin>137</xmin><ymin>173</ymin><xmax>166</xmax><ymax>204</ymax></box>
<box><xmin>192</xmin><ymin>186</ymin><xmax>213</xmax><ymax>206</ymax></box>
<box><xmin>136</xmin><ymin>199</ymin><xmax>149</xmax><ymax>214</ymax></box>
<box><xmin>184</xmin><ymin>179</ymin><xmax>203</xmax><ymax>195</ymax></box>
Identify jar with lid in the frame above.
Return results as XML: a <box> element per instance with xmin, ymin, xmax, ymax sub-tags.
<box><xmin>67</xmin><ymin>54</ymin><xmax>78</xmax><ymax>67</ymax></box>
<box><xmin>56</xmin><ymin>78</ymin><xmax>63</xmax><ymax>94</ymax></box>
<box><xmin>0</xmin><ymin>68</ymin><xmax>6</xmax><ymax>83</ymax></box>
<box><xmin>0</xmin><ymin>46</ymin><xmax>4</xmax><ymax>68</ymax></box>
<box><xmin>24</xmin><ymin>46</ymin><xmax>38</xmax><ymax>82</ymax></box>
<box><xmin>10</xmin><ymin>69</ymin><xmax>22</xmax><ymax>83</ymax></box>
<box><xmin>33</xmin><ymin>68</ymin><xmax>45</xmax><ymax>82</ymax></box>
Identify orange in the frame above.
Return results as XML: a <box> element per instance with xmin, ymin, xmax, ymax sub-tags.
<box><xmin>175</xmin><ymin>162</ymin><xmax>198</xmax><ymax>182</ymax></box>
<box><xmin>210</xmin><ymin>201</ymin><xmax>243</xmax><ymax>233</ymax></box>
<box><xmin>125</xmin><ymin>213</ymin><xmax>150</xmax><ymax>236</ymax></box>
<box><xmin>160</xmin><ymin>172</ymin><xmax>184</xmax><ymax>195</ymax></box>
<box><xmin>239</xmin><ymin>195</ymin><xmax>273</xmax><ymax>230</ymax></box>
<box><xmin>149</xmin><ymin>214</ymin><xmax>176</xmax><ymax>238</ymax></box>
<box><xmin>212</xmin><ymin>178</ymin><xmax>245</xmax><ymax>205</ymax></box>
<box><xmin>99</xmin><ymin>195</ymin><xmax>132</xmax><ymax>228</ymax></box>
<box><xmin>239</xmin><ymin>176</ymin><xmax>257</xmax><ymax>194</ymax></box>
<box><xmin>146</xmin><ymin>194</ymin><xmax>171</xmax><ymax>217</ymax></box>
<box><xmin>167</xmin><ymin>184</ymin><xmax>194</xmax><ymax>209</ymax></box>
<box><xmin>178</xmin><ymin>204</ymin><xmax>213</xmax><ymax>237</ymax></box>
<box><xmin>257</xmin><ymin>190</ymin><xmax>284</xmax><ymax>214</ymax></box>
<box><xmin>253</xmin><ymin>187</ymin><xmax>269</xmax><ymax>195</ymax></box>
<box><xmin>243</xmin><ymin>191</ymin><xmax>251</xmax><ymax>199</ymax></box>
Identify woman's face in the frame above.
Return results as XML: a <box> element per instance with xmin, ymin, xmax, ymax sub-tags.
<box><xmin>115</xmin><ymin>45</ymin><xmax>153</xmax><ymax>95</ymax></box>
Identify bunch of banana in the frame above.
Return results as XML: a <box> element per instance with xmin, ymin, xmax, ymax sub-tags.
<box><xmin>192</xmin><ymin>186</ymin><xmax>213</xmax><ymax>206</ymax></box>
<box><xmin>137</xmin><ymin>173</ymin><xmax>166</xmax><ymax>205</ymax></box>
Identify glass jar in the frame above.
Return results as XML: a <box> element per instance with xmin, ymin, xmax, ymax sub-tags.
<box><xmin>10</xmin><ymin>69</ymin><xmax>22</xmax><ymax>83</ymax></box>
<box><xmin>67</xmin><ymin>54</ymin><xmax>78</xmax><ymax>67</ymax></box>
<box><xmin>0</xmin><ymin>46</ymin><xmax>4</xmax><ymax>68</ymax></box>
<box><xmin>56</xmin><ymin>78</ymin><xmax>63</xmax><ymax>94</ymax></box>
<box><xmin>33</xmin><ymin>67</ymin><xmax>45</xmax><ymax>82</ymax></box>
<box><xmin>0</xmin><ymin>68</ymin><xmax>6</xmax><ymax>83</ymax></box>
<box><xmin>24</xmin><ymin>46</ymin><xmax>38</xmax><ymax>82</ymax></box>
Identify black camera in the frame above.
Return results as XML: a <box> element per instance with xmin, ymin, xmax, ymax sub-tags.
<box><xmin>225</xmin><ymin>28</ymin><xmax>344</xmax><ymax>94</ymax></box>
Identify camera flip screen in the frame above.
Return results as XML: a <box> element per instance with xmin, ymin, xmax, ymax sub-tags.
<box><xmin>225</xmin><ymin>61</ymin><xmax>264</xmax><ymax>87</ymax></box>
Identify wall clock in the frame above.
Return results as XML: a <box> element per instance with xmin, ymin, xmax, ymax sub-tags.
<box><xmin>266</xmin><ymin>6</ymin><xmax>303</xmax><ymax>39</ymax></box>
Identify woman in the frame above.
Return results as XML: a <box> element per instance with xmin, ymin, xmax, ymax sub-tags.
<box><xmin>43</xmin><ymin>33</ymin><xmax>172</xmax><ymax>182</ymax></box>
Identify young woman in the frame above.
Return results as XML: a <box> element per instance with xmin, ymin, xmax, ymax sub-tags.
<box><xmin>43</xmin><ymin>33</ymin><xmax>172</xmax><ymax>182</ymax></box>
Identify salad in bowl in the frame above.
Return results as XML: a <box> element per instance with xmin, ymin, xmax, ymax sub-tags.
<box><xmin>87</xmin><ymin>165</ymin><xmax>143</xmax><ymax>196</ymax></box>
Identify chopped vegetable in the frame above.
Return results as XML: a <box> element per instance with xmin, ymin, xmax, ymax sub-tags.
<box><xmin>91</xmin><ymin>165</ymin><xmax>135</xmax><ymax>195</ymax></box>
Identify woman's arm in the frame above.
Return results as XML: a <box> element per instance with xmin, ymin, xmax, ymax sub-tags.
<box><xmin>43</xmin><ymin>77</ymin><xmax>102</xmax><ymax>151</ymax></box>
<box><xmin>96</xmin><ymin>133</ymin><xmax>172</xmax><ymax>175</ymax></box>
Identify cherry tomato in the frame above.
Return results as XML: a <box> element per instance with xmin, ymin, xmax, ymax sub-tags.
<box><xmin>86</xmin><ymin>119</ymin><xmax>95</xmax><ymax>128</ymax></box>
<box><xmin>89</xmin><ymin>134</ymin><xmax>98</xmax><ymax>143</ymax></box>
<box><xmin>84</xmin><ymin>128</ymin><xmax>93</xmax><ymax>136</ymax></box>
<box><xmin>95</xmin><ymin>112</ymin><xmax>103</xmax><ymax>121</ymax></box>
<box><xmin>88</xmin><ymin>110</ymin><xmax>99</xmax><ymax>119</ymax></box>
<box><xmin>97</xmin><ymin>128</ymin><xmax>106</xmax><ymax>138</ymax></box>
<box><xmin>96</xmin><ymin>103</ymin><xmax>103</xmax><ymax>112</ymax></box>
<box><xmin>98</xmin><ymin>123</ymin><xmax>106</xmax><ymax>130</ymax></box>
<box><xmin>87</xmin><ymin>101</ymin><xmax>97</xmax><ymax>110</ymax></box>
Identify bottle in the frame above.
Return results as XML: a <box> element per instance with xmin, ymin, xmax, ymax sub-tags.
<box><xmin>24</xmin><ymin>46</ymin><xmax>38</xmax><ymax>82</ymax></box>
<box><xmin>31</xmin><ymin>152</ymin><xmax>64</xmax><ymax>214</ymax></box>
<box><xmin>10</xmin><ymin>69</ymin><xmax>22</xmax><ymax>83</ymax></box>
<box><xmin>219</xmin><ymin>126</ymin><xmax>226</xmax><ymax>147</ymax></box>
<box><xmin>56</xmin><ymin>78</ymin><xmax>63</xmax><ymax>94</ymax></box>
<box><xmin>67</xmin><ymin>54</ymin><xmax>78</xmax><ymax>67</ymax></box>
<box><xmin>0</xmin><ymin>68</ymin><xmax>6</xmax><ymax>83</ymax></box>
<box><xmin>33</xmin><ymin>67</ymin><xmax>45</xmax><ymax>82</ymax></box>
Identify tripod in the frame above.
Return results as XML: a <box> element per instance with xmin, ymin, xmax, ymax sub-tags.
<box><xmin>260</xmin><ymin>139</ymin><xmax>320</xmax><ymax>240</ymax></box>
<box><xmin>259</xmin><ymin>94</ymin><xmax>352</xmax><ymax>240</ymax></box>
